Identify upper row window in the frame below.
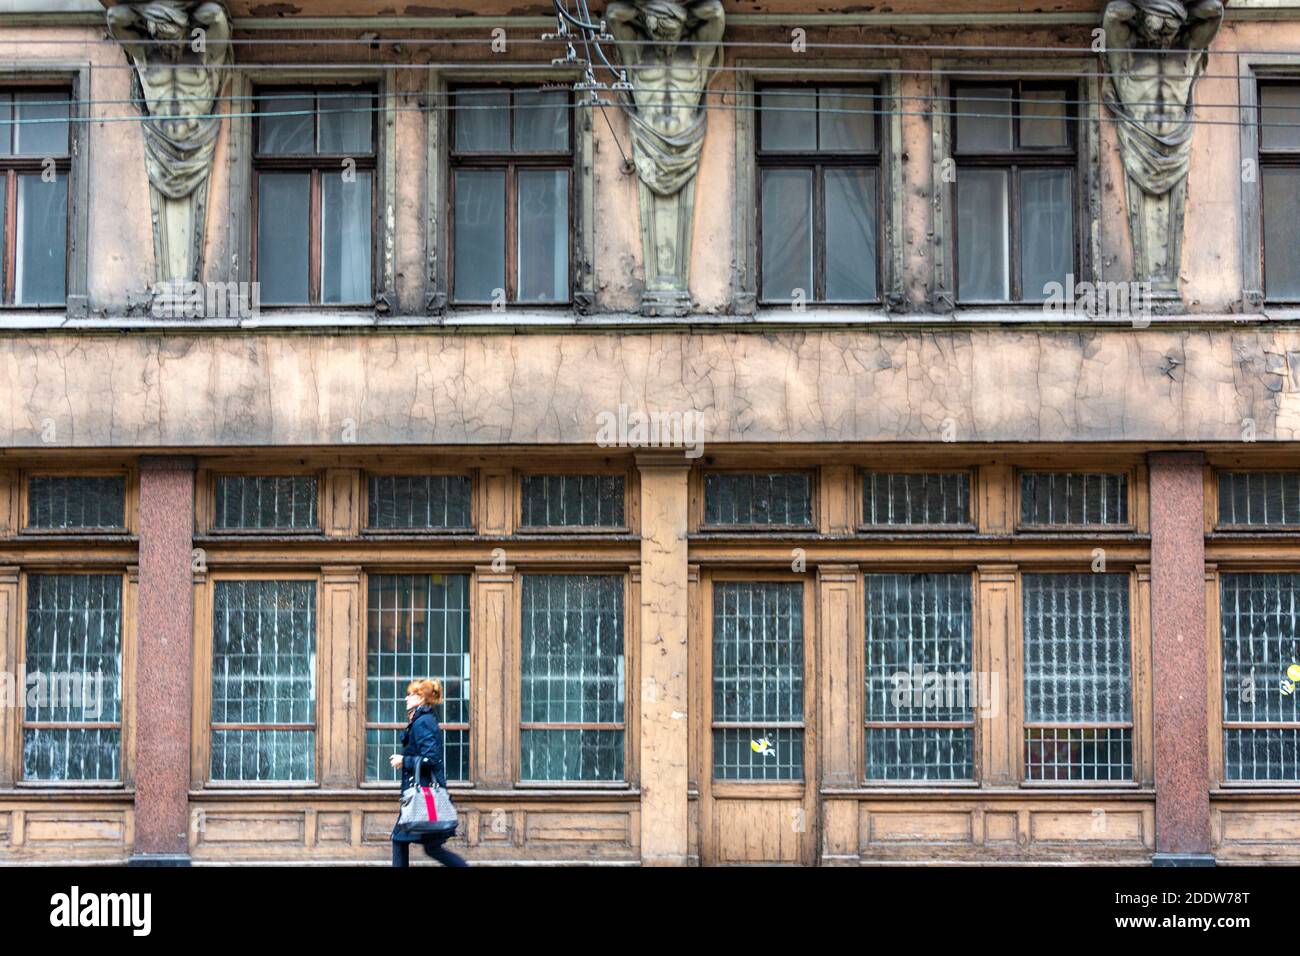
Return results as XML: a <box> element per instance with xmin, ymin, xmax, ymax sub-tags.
<box><xmin>952</xmin><ymin>81</ymin><xmax>1077</xmax><ymax>304</ymax></box>
<box><xmin>451</xmin><ymin>88</ymin><xmax>572</xmax><ymax>306</ymax></box>
<box><xmin>254</xmin><ymin>87</ymin><xmax>376</xmax><ymax>307</ymax></box>
<box><xmin>1</xmin><ymin>89</ymin><xmax>70</xmax><ymax>307</ymax></box>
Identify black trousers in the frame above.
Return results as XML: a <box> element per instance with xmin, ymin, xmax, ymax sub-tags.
<box><xmin>391</xmin><ymin>836</ymin><xmax>469</xmax><ymax>867</ymax></box>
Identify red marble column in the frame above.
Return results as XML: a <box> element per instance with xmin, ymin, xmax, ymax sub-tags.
<box><xmin>131</xmin><ymin>457</ymin><xmax>195</xmax><ymax>865</ymax></box>
<box><xmin>1148</xmin><ymin>452</ymin><xmax>1213</xmax><ymax>865</ymax></box>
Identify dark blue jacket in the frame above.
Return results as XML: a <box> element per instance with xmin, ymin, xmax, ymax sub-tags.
<box><xmin>392</xmin><ymin>705</ymin><xmax>448</xmax><ymax>843</ymax></box>
<box><xmin>400</xmin><ymin>705</ymin><xmax>447</xmax><ymax>790</ymax></box>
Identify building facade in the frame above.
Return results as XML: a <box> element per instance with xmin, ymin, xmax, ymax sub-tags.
<box><xmin>2</xmin><ymin>0</ymin><xmax>1300</xmax><ymax>865</ymax></box>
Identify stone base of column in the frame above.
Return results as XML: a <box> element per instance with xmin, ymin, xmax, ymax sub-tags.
<box><xmin>1152</xmin><ymin>853</ymin><xmax>1216</xmax><ymax>867</ymax></box>
<box><xmin>128</xmin><ymin>853</ymin><xmax>192</xmax><ymax>867</ymax></box>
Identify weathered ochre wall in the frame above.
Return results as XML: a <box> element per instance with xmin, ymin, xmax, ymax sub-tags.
<box><xmin>0</xmin><ymin>326</ymin><xmax>1297</xmax><ymax>448</ymax></box>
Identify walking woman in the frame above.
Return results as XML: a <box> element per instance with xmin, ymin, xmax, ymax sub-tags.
<box><xmin>390</xmin><ymin>679</ymin><xmax>469</xmax><ymax>867</ymax></box>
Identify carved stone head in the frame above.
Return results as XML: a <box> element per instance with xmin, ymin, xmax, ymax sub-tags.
<box><xmin>1132</xmin><ymin>0</ymin><xmax>1189</xmax><ymax>48</ymax></box>
<box><xmin>637</xmin><ymin>1</ymin><xmax>690</xmax><ymax>53</ymax></box>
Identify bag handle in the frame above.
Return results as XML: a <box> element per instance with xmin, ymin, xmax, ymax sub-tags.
<box><xmin>411</xmin><ymin>757</ymin><xmax>433</xmax><ymax>789</ymax></box>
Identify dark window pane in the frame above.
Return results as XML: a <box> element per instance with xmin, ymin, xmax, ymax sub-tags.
<box><xmin>863</xmin><ymin>472</ymin><xmax>970</xmax><ymax>527</ymax></box>
<box><xmin>760</xmin><ymin>168</ymin><xmax>813</xmax><ymax>302</ymax></box>
<box><xmin>455</xmin><ymin>90</ymin><xmax>510</xmax><ymax>152</ymax></box>
<box><xmin>956</xmin><ymin>168</ymin><xmax>1009</xmax><ymax>301</ymax></box>
<box><xmin>211</xmin><ymin>580</ymin><xmax>316</xmax><ymax>782</ymax></box>
<box><xmin>1020</xmin><ymin>168</ymin><xmax>1074</xmax><ymax>300</ymax></box>
<box><xmin>520</xmin><ymin>575</ymin><xmax>624</xmax><ymax>782</ymax></box>
<box><xmin>1225</xmin><ymin>729</ymin><xmax>1300</xmax><ymax>782</ymax></box>
<box><xmin>1020</xmin><ymin>89</ymin><xmax>1070</xmax><ymax>148</ymax></box>
<box><xmin>1218</xmin><ymin>472</ymin><xmax>1300</xmax><ymax>527</ymax></box>
<box><xmin>16</xmin><ymin>173</ymin><xmax>67</xmax><ymax>305</ymax></box>
<box><xmin>703</xmin><ymin>472</ymin><xmax>813</xmax><ymax>527</ymax></box>
<box><xmin>27</xmin><ymin>475</ymin><xmax>126</xmax><ymax>530</ymax></box>
<box><xmin>1264</xmin><ymin>168</ymin><xmax>1300</xmax><ymax>300</ymax></box>
<box><xmin>214</xmin><ymin>475</ymin><xmax>318</xmax><ymax>531</ymax></box>
<box><xmin>321</xmin><ymin>170</ymin><xmax>372</xmax><ymax>304</ymax></box>
<box><xmin>513</xmin><ymin>90</ymin><xmax>569</xmax><ymax>152</ymax></box>
<box><xmin>23</xmin><ymin>574</ymin><xmax>122</xmax><ymax>781</ymax></box>
<box><xmin>818</xmin><ymin>88</ymin><xmax>875</xmax><ymax>152</ymax></box>
<box><xmin>1024</xmin><ymin>727</ymin><xmax>1132</xmax><ymax>782</ymax></box>
<box><xmin>761</xmin><ymin>88</ymin><xmax>816</xmax><ymax>151</ymax></box>
<box><xmin>366</xmin><ymin>474</ymin><xmax>473</xmax><ymax>530</ymax></box>
<box><xmin>258</xmin><ymin>94</ymin><xmax>315</xmax><ymax>155</ymax></box>
<box><xmin>955</xmin><ymin>87</ymin><xmax>1012</xmax><ymax>152</ymax></box>
<box><xmin>519</xmin><ymin>474</ymin><xmax>624</xmax><ymax>528</ymax></box>
<box><xmin>14</xmin><ymin>91</ymin><xmax>70</xmax><ymax>156</ymax></box>
<box><xmin>517</xmin><ymin>169</ymin><xmax>569</xmax><ymax>303</ymax></box>
<box><xmin>824</xmin><ymin>167</ymin><xmax>877</xmax><ymax>301</ymax></box>
<box><xmin>712</xmin><ymin>581</ymin><xmax>804</xmax><ymax>781</ymax></box>
<box><xmin>317</xmin><ymin>91</ymin><xmax>373</xmax><ymax>154</ymax></box>
<box><xmin>366</xmin><ymin>574</ymin><xmax>471</xmax><ymax>781</ymax></box>
<box><xmin>257</xmin><ymin>173</ymin><xmax>310</xmax><ymax>303</ymax></box>
<box><xmin>1020</xmin><ymin>472</ymin><xmax>1128</xmax><ymax>527</ymax></box>
<box><xmin>453</xmin><ymin>169</ymin><xmax>506</xmax><ymax>302</ymax></box>
<box><xmin>1261</xmin><ymin>84</ymin><xmax>1300</xmax><ymax>152</ymax></box>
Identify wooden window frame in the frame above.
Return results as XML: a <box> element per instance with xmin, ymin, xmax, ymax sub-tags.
<box><xmin>949</xmin><ymin>79</ymin><xmax>1081</xmax><ymax>306</ymax></box>
<box><xmin>13</xmin><ymin>566</ymin><xmax>134</xmax><ymax>789</ymax></box>
<box><xmin>514</xmin><ymin>569</ymin><xmax>632</xmax><ymax>788</ymax></box>
<box><xmin>703</xmin><ymin>570</ymin><xmax>815</xmax><ymax>794</ymax></box>
<box><xmin>18</xmin><ymin>468</ymin><xmax>136</xmax><ymax>537</ymax></box>
<box><xmin>0</xmin><ymin>84</ymin><xmax>72</xmax><ymax>308</ymax></box>
<box><xmin>698</xmin><ymin>468</ymin><xmax>819</xmax><ymax>533</ymax></box>
<box><xmin>360</xmin><ymin>468</ymin><xmax>477</xmax><ymax>536</ymax></box>
<box><xmin>201</xmin><ymin>469</ymin><xmax>324</xmax><ymax>537</ymax></box>
<box><xmin>359</xmin><ymin>568</ymin><xmax>474</xmax><ymax>787</ymax></box>
<box><xmin>250</xmin><ymin>83</ymin><xmax>379</xmax><ymax>308</ymax></box>
<box><xmin>447</xmin><ymin>83</ymin><xmax>575</xmax><ymax>307</ymax></box>
<box><xmin>1014</xmin><ymin>466</ymin><xmax>1139</xmax><ymax>534</ymax></box>
<box><xmin>862</xmin><ymin>568</ymin><xmax>981</xmax><ymax>787</ymax></box>
<box><xmin>514</xmin><ymin>466</ymin><xmax>634</xmax><ymax>535</ymax></box>
<box><xmin>1257</xmin><ymin>79</ymin><xmax>1300</xmax><ymax>304</ymax></box>
<box><xmin>196</xmin><ymin>570</ymin><xmax>322</xmax><ymax>789</ymax></box>
<box><xmin>1208</xmin><ymin>562</ymin><xmax>1300</xmax><ymax>790</ymax></box>
<box><xmin>856</xmin><ymin>467</ymin><xmax>979</xmax><ymax>534</ymax></box>
<box><xmin>754</xmin><ymin>82</ymin><xmax>883</xmax><ymax>307</ymax></box>
<box><xmin>1213</xmin><ymin>469</ymin><xmax>1300</xmax><ymax>532</ymax></box>
<box><xmin>1016</xmin><ymin>566</ymin><xmax>1142</xmax><ymax>788</ymax></box>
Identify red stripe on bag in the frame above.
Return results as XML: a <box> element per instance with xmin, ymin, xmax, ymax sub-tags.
<box><xmin>422</xmin><ymin>786</ymin><xmax>438</xmax><ymax>821</ymax></box>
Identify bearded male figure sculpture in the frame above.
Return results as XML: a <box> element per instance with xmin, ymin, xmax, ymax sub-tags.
<box><xmin>607</xmin><ymin>1</ymin><xmax>725</xmax><ymax>316</ymax></box>
<box><xmin>107</xmin><ymin>1</ymin><xmax>233</xmax><ymax>285</ymax></box>
<box><xmin>1102</xmin><ymin>0</ymin><xmax>1224</xmax><ymax>306</ymax></box>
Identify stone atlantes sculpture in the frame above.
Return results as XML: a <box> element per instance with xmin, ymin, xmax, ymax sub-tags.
<box><xmin>1102</xmin><ymin>0</ymin><xmax>1224</xmax><ymax>306</ymax></box>
<box><xmin>107</xmin><ymin>1</ymin><xmax>232</xmax><ymax>285</ymax></box>
<box><xmin>607</xmin><ymin>1</ymin><xmax>725</xmax><ymax>316</ymax></box>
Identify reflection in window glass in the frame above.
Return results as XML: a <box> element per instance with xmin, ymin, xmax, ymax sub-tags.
<box><xmin>23</xmin><ymin>574</ymin><xmax>122</xmax><ymax>781</ymax></box>
<box><xmin>211</xmin><ymin>580</ymin><xmax>317</xmax><ymax>782</ymax></box>
<box><xmin>956</xmin><ymin>168</ymin><xmax>1009</xmax><ymax>301</ymax></box>
<box><xmin>713</xmin><ymin>582</ymin><xmax>804</xmax><ymax>781</ymax></box>
<box><xmin>366</xmin><ymin>574</ymin><xmax>471</xmax><ymax>782</ymax></box>
<box><xmin>520</xmin><ymin>575</ymin><xmax>624</xmax><ymax>781</ymax></box>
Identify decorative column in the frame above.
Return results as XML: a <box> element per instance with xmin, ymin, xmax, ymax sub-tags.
<box><xmin>636</xmin><ymin>453</ymin><xmax>691</xmax><ymax>865</ymax></box>
<box><xmin>608</xmin><ymin>1</ymin><xmax>725</xmax><ymax>316</ymax></box>
<box><xmin>1102</xmin><ymin>0</ymin><xmax>1223</xmax><ymax>307</ymax></box>
<box><xmin>131</xmin><ymin>456</ymin><xmax>196</xmax><ymax>866</ymax></box>
<box><xmin>1148</xmin><ymin>452</ymin><xmax>1213</xmax><ymax>865</ymax></box>
<box><xmin>107</xmin><ymin>1</ymin><xmax>232</xmax><ymax>284</ymax></box>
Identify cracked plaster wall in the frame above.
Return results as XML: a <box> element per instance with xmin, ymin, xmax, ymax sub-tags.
<box><xmin>1</xmin><ymin>327</ymin><xmax>1298</xmax><ymax>448</ymax></box>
